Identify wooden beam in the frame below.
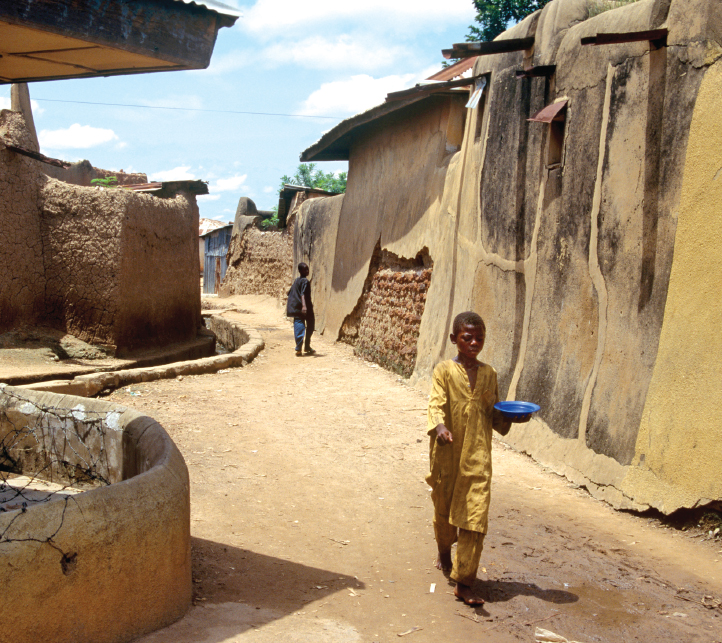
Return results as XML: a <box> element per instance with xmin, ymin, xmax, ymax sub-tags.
<box><xmin>581</xmin><ymin>28</ymin><xmax>667</xmax><ymax>47</ymax></box>
<box><xmin>386</xmin><ymin>77</ymin><xmax>475</xmax><ymax>102</ymax></box>
<box><xmin>516</xmin><ymin>65</ymin><xmax>556</xmax><ymax>79</ymax></box>
<box><xmin>1</xmin><ymin>139</ymin><xmax>71</xmax><ymax>168</ymax></box>
<box><xmin>443</xmin><ymin>37</ymin><xmax>535</xmax><ymax>60</ymax></box>
<box><xmin>0</xmin><ymin>0</ymin><xmax>236</xmax><ymax>71</ymax></box>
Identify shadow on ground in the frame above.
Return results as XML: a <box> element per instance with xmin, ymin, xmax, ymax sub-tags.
<box><xmin>193</xmin><ymin>536</ymin><xmax>363</xmax><ymax>611</ymax></box>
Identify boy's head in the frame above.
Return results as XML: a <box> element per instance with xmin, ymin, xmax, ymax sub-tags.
<box><xmin>450</xmin><ymin>311</ymin><xmax>486</xmax><ymax>360</ymax></box>
<box><xmin>298</xmin><ymin>262</ymin><xmax>309</xmax><ymax>277</ymax></box>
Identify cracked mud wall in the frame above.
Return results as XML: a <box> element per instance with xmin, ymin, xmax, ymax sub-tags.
<box><xmin>1</xmin><ymin>110</ymin><xmax>201</xmax><ymax>354</ymax></box>
<box><xmin>298</xmin><ymin>0</ymin><xmax>722</xmax><ymax>512</ymax></box>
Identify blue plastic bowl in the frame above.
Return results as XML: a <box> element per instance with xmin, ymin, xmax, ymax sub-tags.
<box><xmin>494</xmin><ymin>401</ymin><xmax>541</xmax><ymax>420</ymax></box>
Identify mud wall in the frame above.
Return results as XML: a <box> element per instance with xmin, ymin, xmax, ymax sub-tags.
<box><xmin>339</xmin><ymin>246</ymin><xmax>432</xmax><ymax>377</ymax></box>
<box><xmin>0</xmin><ymin>110</ymin><xmax>201</xmax><ymax>354</ymax></box>
<box><xmin>43</xmin><ymin>160</ymin><xmax>147</xmax><ymax>187</ymax></box>
<box><xmin>0</xmin><ymin>111</ymin><xmax>45</xmax><ymax>332</ymax></box>
<box><xmin>297</xmin><ymin>0</ymin><xmax>722</xmax><ymax>513</ymax></box>
<box><xmin>221</xmin><ymin>221</ymin><xmax>294</xmax><ymax>300</ymax></box>
<box><xmin>0</xmin><ymin>386</ymin><xmax>191</xmax><ymax>643</ymax></box>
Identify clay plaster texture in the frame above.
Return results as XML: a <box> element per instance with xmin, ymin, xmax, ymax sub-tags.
<box><xmin>0</xmin><ymin>385</ymin><xmax>191</xmax><ymax>643</ymax></box>
<box><xmin>221</xmin><ymin>197</ymin><xmax>294</xmax><ymax>300</ymax></box>
<box><xmin>297</xmin><ymin>0</ymin><xmax>722</xmax><ymax>512</ymax></box>
<box><xmin>0</xmin><ymin>110</ymin><xmax>201</xmax><ymax>354</ymax></box>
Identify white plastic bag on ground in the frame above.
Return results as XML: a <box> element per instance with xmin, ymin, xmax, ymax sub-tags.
<box><xmin>535</xmin><ymin>627</ymin><xmax>586</xmax><ymax>643</ymax></box>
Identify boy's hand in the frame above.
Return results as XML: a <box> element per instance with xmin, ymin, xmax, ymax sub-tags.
<box><xmin>301</xmin><ymin>307</ymin><xmax>307</xmax><ymax>318</ymax></box>
<box><xmin>435</xmin><ymin>424</ymin><xmax>452</xmax><ymax>444</ymax></box>
<box><xmin>514</xmin><ymin>413</ymin><xmax>532</xmax><ymax>423</ymax></box>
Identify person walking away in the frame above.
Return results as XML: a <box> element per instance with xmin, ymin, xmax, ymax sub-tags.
<box><xmin>286</xmin><ymin>262</ymin><xmax>315</xmax><ymax>356</ymax></box>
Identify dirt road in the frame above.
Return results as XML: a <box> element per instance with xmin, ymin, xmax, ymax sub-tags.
<box><xmin>122</xmin><ymin>295</ymin><xmax>721</xmax><ymax>643</ymax></box>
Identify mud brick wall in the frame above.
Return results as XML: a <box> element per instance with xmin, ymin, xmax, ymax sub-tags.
<box><xmin>1</xmin><ymin>109</ymin><xmax>201</xmax><ymax>354</ymax></box>
<box><xmin>340</xmin><ymin>248</ymin><xmax>432</xmax><ymax>378</ymax></box>
<box><xmin>220</xmin><ymin>223</ymin><xmax>294</xmax><ymax>300</ymax></box>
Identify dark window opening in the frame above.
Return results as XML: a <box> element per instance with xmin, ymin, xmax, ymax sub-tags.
<box><xmin>547</xmin><ymin>116</ymin><xmax>566</xmax><ymax>167</ymax></box>
<box><xmin>473</xmin><ymin>74</ymin><xmax>490</xmax><ymax>141</ymax></box>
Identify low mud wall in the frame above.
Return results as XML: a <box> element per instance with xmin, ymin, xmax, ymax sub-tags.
<box><xmin>17</xmin><ymin>315</ymin><xmax>265</xmax><ymax>397</ymax></box>
<box><xmin>220</xmin><ymin>224</ymin><xmax>294</xmax><ymax>300</ymax></box>
<box><xmin>0</xmin><ymin>385</ymin><xmax>191</xmax><ymax>643</ymax></box>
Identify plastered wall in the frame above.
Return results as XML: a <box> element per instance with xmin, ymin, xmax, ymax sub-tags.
<box><xmin>0</xmin><ymin>386</ymin><xmax>191</xmax><ymax>643</ymax></box>
<box><xmin>0</xmin><ymin>110</ymin><xmax>201</xmax><ymax>354</ymax></box>
<box><xmin>297</xmin><ymin>0</ymin><xmax>722</xmax><ymax>513</ymax></box>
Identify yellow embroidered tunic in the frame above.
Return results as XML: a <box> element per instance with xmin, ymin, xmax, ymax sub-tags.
<box><xmin>426</xmin><ymin>359</ymin><xmax>500</xmax><ymax>533</ymax></box>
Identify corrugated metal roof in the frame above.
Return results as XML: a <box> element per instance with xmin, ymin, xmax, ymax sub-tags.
<box><xmin>199</xmin><ymin>218</ymin><xmax>229</xmax><ymax>236</ymax></box>
<box><xmin>426</xmin><ymin>57</ymin><xmax>477</xmax><ymax>82</ymax></box>
<box><xmin>172</xmin><ymin>0</ymin><xmax>243</xmax><ymax>18</ymax></box>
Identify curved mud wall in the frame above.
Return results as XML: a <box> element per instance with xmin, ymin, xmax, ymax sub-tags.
<box><xmin>0</xmin><ymin>385</ymin><xmax>191</xmax><ymax>643</ymax></box>
<box><xmin>297</xmin><ymin>0</ymin><xmax>722</xmax><ymax>512</ymax></box>
<box><xmin>0</xmin><ymin>110</ymin><xmax>201</xmax><ymax>354</ymax></box>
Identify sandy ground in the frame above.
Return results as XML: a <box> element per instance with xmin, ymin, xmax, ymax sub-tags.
<box><xmin>105</xmin><ymin>295</ymin><xmax>722</xmax><ymax>643</ymax></box>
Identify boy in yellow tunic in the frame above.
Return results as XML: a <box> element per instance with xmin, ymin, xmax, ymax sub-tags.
<box><xmin>427</xmin><ymin>311</ymin><xmax>530</xmax><ymax>605</ymax></box>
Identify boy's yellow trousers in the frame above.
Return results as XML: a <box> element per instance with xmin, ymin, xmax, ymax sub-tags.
<box><xmin>434</xmin><ymin>511</ymin><xmax>485</xmax><ymax>586</ymax></box>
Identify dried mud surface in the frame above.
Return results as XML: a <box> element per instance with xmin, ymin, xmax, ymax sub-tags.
<box><xmin>122</xmin><ymin>295</ymin><xmax>722</xmax><ymax>643</ymax></box>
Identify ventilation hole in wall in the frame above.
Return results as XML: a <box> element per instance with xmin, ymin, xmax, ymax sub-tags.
<box><xmin>339</xmin><ymin>242</ymin><xmax>433</xmax><ymax>378</ymax></box>
<box><xmin>60</xmin><ymin>551</ymin><xmax>78</xmax><ymax>575</ymax></box>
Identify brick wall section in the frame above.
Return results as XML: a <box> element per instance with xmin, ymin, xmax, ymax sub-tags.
<box><xmin>340</xmin><ymin>246</ymin><xmax>432</xmax><ymax>378</ymax></box>
<box><xmin>220</xmin><ymin>221</ymin><xmax>294</xmax><ymax>300</ymax></box>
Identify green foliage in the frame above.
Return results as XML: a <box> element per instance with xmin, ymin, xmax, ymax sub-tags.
<box><xmin>260</xmin><ymin>205</ymin><xmax>279</xmax><ymax>230</ymax></box>
<box><xmin>467</xmin><ymin>0</ymin><xmax>552</xmax><ymax>43</ymax></box>
<box><xmin>279</xmin><ymin>163</ymin><xmax>347</xmax><ymax>194</ymax></box>
<box><xmin>90</xmin><ymin>176</ymin><xmax>119</xmax><ymax>188</ymax></box>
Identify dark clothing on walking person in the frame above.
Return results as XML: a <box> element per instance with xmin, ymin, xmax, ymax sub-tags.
<box><xmin>287</xmin><ymin>265</ymin><xmax>315</xmax><ymax>355</ymax></box>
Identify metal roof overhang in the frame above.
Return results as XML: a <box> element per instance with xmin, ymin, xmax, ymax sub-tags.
<box><xmin>0</xmin><ymin>0</ymin><xmax>239</xmax><ymax>84</ymax></box>
<box><xmin>301</xmin><ymin>91</ymin><xmax>465</xmax><ymax>163</ymax></box>
<box><xmin>528</xmin><ymin>100</ymin><xmax>568</xmax><ymax>123</ymax></box>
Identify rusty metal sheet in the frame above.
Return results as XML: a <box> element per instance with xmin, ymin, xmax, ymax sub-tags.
<box><xmin>426</xmin><ymin>57</ymin><xmax>477</xmax><ymax>82</ymax></box>
<box><xmin>527</xmin><ymin>100</ymin><xmax>568</xmax><ymax>123</ymax></box>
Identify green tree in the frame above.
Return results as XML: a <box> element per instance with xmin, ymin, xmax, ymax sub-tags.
<box><xmin>280</xmin><ymin>163</ymin><xmax>347</xmax><ymax>194</ymax></box>
<box><xmin>467</xmin><ymin>0</ymin><xmax>552</xmax><ymax>43</ymax></box>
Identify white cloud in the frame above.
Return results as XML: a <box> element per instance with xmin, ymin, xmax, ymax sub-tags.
<box><xmin>0</xmin><ymin>97</ymin><xmax>44</xmax><ymax>115</ymax></box>
<box><xmin>204</xmin><ymin>50</ymin><xmax>253</xmax><ymax>74</ymax></box>
<box><xmin>263</xmin><ymin>185</ymin><xmax>274</xmax><ymax>193</ymax></box>
<box><xmin>240</xmin><ymin>0</ymin><xmax>475</xmax><ymax>34</ymax></box>
<box><xmin>198</xmin><ymin>194</ymin><xmax>221</xmax><ymax>201</ymax></box>
<box><xmin>39</xmin><ymin>123</ymin><xmax>119</xmax><ymax>150</ymax></box>
<box><xmin>265</xmin><ymin>35</ymin><xmax>407</xmax><ymax>70</ymax></box>
<box><xmin>213</xmin><ymin>174</ymin><xmax>249</xmax><ymax>192</ymax></box>
<box><xmin>298</xmin><ymin>73</ymin><xmax>420</xmax><ymax>117</ymax></box>
<box><xmin>150</xmin><ymin>165</ymin><xmax>196</xmax><ymax>181</ymax></box>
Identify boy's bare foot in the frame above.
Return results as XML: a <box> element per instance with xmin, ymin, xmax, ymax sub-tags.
<box><xmin>454</xmin><ymin>582</ymin><xmax>485</xmax><ymax>606</ymax></box>
<box><xmin>435</xmin><ymin>551</ymin><xmax>452</xmax><ymax>571</ymax></box>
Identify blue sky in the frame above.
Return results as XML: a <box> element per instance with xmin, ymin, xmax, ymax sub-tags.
<box><xmin>0</xmin><ymin>0</ymin><xmax>476</xmax><ymax>221</ymax></box>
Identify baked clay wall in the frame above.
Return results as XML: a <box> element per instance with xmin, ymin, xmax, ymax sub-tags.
<box><xmin>220</xmin><ymin>223</ymin><xmax>294</xmax><ymax>300</ymax></box>
<box><xmin>0</xmin><ymin>110</ymin><xmax>201</xmax><ymax>354</ymax></box>
<box><xmin>297</xmin><ymin>0</ymin><xmax>722</xmax><ymax>513</ymax></box>
<box><xmin>339</xmin><ymin>245</ymin><xmax>432</xmax><ymax>377</ymax></box>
